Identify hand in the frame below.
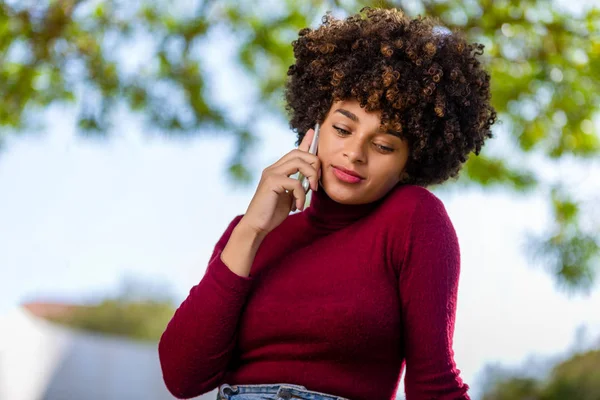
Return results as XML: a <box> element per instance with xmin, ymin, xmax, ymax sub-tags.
<box><xmin>239</xmin><ymin>128</ymin><xmax>320</xmax><ymax>236</ymax></box>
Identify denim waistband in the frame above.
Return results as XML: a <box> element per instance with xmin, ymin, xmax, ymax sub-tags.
<box><xmin>217</xmin><ymin>383</ymin><xmax>350</xmax><ymax>400</ymax></box>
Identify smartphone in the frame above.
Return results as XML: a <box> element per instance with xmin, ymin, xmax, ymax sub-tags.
<box><xmin>298</xmin><ymin>123</ymin><xmax>320</xmax><ymax>193</ymax></box>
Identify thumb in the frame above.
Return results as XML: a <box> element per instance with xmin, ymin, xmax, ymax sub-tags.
<box><xmin>298</xmin><ymin>128</ymin><xmax>314</xmax><ymax>152</ymax></box>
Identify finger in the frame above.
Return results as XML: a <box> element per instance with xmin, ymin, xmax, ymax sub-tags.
<box><xmin>275</xmin><ymin>176</ymin><xmax>307</xmax><ymax>211</ymax></box>
<box><xmin>266</xmin><ymin>128</ymin><xmax>317</xmax><ymax>172</ymax></box>
<box><xmin>275</xmin><ymin>158</ymin><xmax>320</xmax><ymax>191</ymax></box>
<box><xmin>271</xmin><ymin>149</ymin><xmax>320</xmax><ymax>171</ymax></box>
<box><xmin>298</xmin><ymin>128</ymin><xmax>314</xmax><ymax>153</ymax></box>
<box><xmin>286</xmin><ymin>190</ymin><xmax>296</xmax><ymax>212</ymax></box>
<box><xmin>289</xmin><ymin>180</ymin><xmax>307</xmax><ymax>210</ymax></box>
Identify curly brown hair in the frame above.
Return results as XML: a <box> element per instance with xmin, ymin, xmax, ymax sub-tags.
<box><xmin>284</xmin><ymin>7</ymin><xmax>496</xmax><ymax>187</ymax></box>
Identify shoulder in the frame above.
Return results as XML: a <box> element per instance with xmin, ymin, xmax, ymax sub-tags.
<box><xmin>377</xmin><ymin>184</ymin><xmax>449</xmax><ymax>222</ymax></box>
<box><xmin>377</xmin><ymin>186</ymin><xmax>459</xmax><ymax>269</ymax></box>
<box><xmin>373</xmin><ymin>185</ymin><xmax>456</xmax><ymax>250</ymax></box>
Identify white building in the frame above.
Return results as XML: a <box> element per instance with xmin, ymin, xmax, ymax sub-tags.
<box><xmin>0</xmin><ymin>305</ymin><xmax>217</xmax><ymax>400</ymax></box>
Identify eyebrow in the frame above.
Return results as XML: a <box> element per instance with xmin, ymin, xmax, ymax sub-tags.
<box><xmin>334</xmin><ymin>108</ymin><xmax>403</xmax><ymax>139</ymax></box>
<box><xmin>335</xmin><ymin>108</ymin><xmax>359</xmax><ymax>122</ymax></box>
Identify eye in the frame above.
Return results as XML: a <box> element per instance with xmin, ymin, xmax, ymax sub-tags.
<box><xmin>333</xmin><ymin>126</ymin><xmax>351</xmax><ymax>136</ymax></box>
<box><xmin>375</xmin><ymin>144</ymin><xmax>395</xmax><ymax>153</ymax></box>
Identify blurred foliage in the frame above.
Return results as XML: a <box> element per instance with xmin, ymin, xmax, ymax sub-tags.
<box><xmin>49</xmin><ymin>298</ymin><xmax>175</xmax><ymax>342</ymax></box>
<box><xmin>0</xmin><ymin>0</ymin><xmax>599</xmax><ymax>290</ymax></box>
<box><xmin>47</xmin><ymin>276</ymin><xmax>176</xmax><ymax>341</ymax></box>
<box><xmin>527</xmin><ymin>186</ymin><xmax>600</xmax><ymax>292</ymax></box>
<box><xmin>482</xmin><ymin>349</ymin><xmax>600</xmax><ymax>400</ymax></box>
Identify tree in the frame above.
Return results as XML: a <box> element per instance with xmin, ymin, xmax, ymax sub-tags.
<box><xmin>49</xmin><ymin>298</ymin><xmax>176</xmax><ymax>341</ymax></box>
<box><xmin>482</xmin><ymin>349</ymin><xmax>600</xmax><ymax>400</ymax></box>
<box><xmin>47</xmin><ymin>276</ymin><xmax>176</xmax><ymax>342</ymax></box>
<box><xmin>1</xmin><ymin>0</ymin><xmax>598</xmax><ymax>290</ymax></box>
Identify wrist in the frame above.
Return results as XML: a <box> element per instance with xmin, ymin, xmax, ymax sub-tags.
<box><xmin>235</xmin><ymin>218</ymin><xmax>268</xmax><ymax>243</ymax></box>
<box><xmin>220</xmin><ymin>219</ymin><xmax>266</xmax><ymax>278</ymax></box>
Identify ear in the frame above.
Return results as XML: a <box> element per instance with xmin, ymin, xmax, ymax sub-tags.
<box><xmin>398</xmin><ymin>170</ymin><xmax>410</xmax><ymax>183</ymax></box>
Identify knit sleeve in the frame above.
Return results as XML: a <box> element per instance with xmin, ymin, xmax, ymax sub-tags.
<box><xmin>158</xmin><ymin>214</ymin><xmax>253</xmax><ymax>399</ymax></box>
<box><xmin>398</xmin><ymin>194</ymin><xmax>470</xmax><ymax>400</ymax></box>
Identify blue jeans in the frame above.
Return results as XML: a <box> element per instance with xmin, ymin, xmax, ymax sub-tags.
<box><xmin>216</xmin><ymin>383</ymin><xmax>350</xmax><ymax>400</ymax></box>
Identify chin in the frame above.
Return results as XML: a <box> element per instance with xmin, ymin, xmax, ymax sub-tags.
<box><xmin>321</xmin><ymin>181</ymin><xmax>372</xmax><ymax>205</ymax></box>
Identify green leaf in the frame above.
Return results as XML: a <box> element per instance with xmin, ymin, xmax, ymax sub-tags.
<box><xmin>228</xmin><ymin>162</ymin><xmax>252</xmax><ymax>183</ymax></box>
<box><xmin>461</xmin><ymin>154</ymin><xmax>538</xmax><ymax>190</ymax></box>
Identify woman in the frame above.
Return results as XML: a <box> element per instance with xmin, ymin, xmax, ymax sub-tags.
<box><xmin>159</xmin><ymin>7</ymin><xmax>495</xmax><ymax>400</ymax></box>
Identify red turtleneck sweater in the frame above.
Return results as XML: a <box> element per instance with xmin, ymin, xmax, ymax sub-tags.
<box><xmin>159</xmin><ymin>184</ymin><xmax>469</xmax><ymax>400</ymax></box>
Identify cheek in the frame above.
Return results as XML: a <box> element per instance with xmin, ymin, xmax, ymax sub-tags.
<box><xmin>317</xmin><ymin>134</ymin><xmax>338</xmax><ymax>159</ymax></box>
<box><xmin>381</xmin><ymin>171</ymin><xmax>401</xmax><ymax>188</ymax></box>
<box><xmin>371</xmin><ymin>161</ymin><xmax>404</xmax><ymax>187</ymax></box>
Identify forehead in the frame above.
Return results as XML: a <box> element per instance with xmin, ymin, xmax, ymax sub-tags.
<box><xmin>329</xmin><ymin>100</ymin><xmax>383</xmax><ymax>122</ymax></box>
<box><xmin>328</xmin><ymin>100</ymin><xmax>403</xmax><ymax>138</ymax></box>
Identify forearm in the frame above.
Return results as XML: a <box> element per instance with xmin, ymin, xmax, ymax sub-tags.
<box><xmin>220</xmin><ymin>219</ymin><xmax>266</xmax><ymax>278</ymax></box>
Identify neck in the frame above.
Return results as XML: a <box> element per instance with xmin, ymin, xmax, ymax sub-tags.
<box><xmin>303</xmin><ymin>186</ymin><xmax>383</xmax><ymax>231</ymax></box>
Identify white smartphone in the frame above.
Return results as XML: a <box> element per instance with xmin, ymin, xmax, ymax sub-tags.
<box><xmin>298</xmin><ymin>123</ymin><xmax>320</xmax><ymax>193</ymax></box>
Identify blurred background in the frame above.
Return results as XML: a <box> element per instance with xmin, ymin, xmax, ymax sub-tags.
<box><xmin>0</xmin><ymin>0</ymin><xmax>599</xmax><ymax>399</ymax></box>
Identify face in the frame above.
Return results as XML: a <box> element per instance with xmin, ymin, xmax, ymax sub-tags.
<box><xmin>316</xmin><ymin>99</ymin><xmax>410</xmax><ymax>205</ymax></box>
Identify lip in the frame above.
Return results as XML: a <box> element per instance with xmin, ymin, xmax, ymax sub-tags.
<box><xmin>332</xmin><ymin>165</ymin><xmax>365</xmax><ymax>179</ymax></box>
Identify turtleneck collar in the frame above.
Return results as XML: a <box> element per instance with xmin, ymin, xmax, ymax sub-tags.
<box><xmin>302</xmin><ymin>185</ymin><xmax>383</xmax><ymax>232</ymax></box>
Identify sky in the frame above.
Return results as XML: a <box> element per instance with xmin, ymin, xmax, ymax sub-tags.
<box><xmin>1</xmin><ymin>5</ymin><xmax>600</xmax><ymax>399</ymax></box>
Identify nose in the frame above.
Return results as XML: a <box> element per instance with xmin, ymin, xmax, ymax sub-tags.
<box><xmin>343</xmin><ymin>136</ymin><xmax>366</xmax><ymax>164</ymax></box>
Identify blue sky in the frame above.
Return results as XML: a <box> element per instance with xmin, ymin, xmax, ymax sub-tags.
<box><xmin>1</xmin><ymin>5</ymin><xmax>600</xmax><ymax>397</ymax></box>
